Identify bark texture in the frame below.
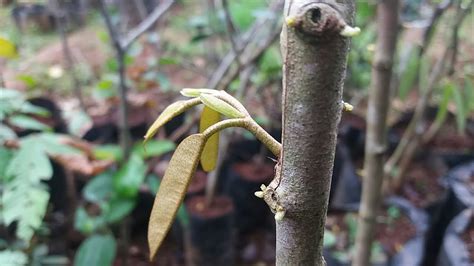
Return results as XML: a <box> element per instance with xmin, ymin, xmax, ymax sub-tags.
<box><xmin>353</xmin><ymin>1</ymin><xmax>400</xmax><ymax>266</ymax></box>
<box><xmin>276</xmin><ymin>0</ymin><xmax>354</xmax><ymax>265</ymax></box>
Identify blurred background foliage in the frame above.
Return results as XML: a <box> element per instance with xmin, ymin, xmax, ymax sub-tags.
<box><xmin>0</xmin><ymin>0</ymin><xmax>473</xmax><ymax>265</ymax></box>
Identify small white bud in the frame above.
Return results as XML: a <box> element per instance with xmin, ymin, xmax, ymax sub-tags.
<box><xmin>275</xmin><ymin>211</ymin><xmax>285</xmax><ymax>221</ymax></box>
<box><xmin>343</xmin><ymin>102</ymin><xmax>354</xmax><ymax>112</ymax></box>
<box><xmin>254</xmin><ymin>191</ymin><xmax>264</xmax><ymax>198</ymax></box>
<box><xmin>260</xmin><ymin>184</ymin><xmax>267</xmax><ymax>191</ymax></box>
<box><xmin>340</xmin><ymin>25</ymin><xmax>361</xmax><ymax>37</ymax></box>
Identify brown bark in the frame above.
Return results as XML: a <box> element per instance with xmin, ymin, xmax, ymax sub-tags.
<box><xmin>353</xmin><ymin>1</ymin><xmax>400</xmax><ymax>265</ymax></box>
<box><xmin>276</xmin><ymin>0</ymin><xmax>354</xmax><ymax>264</ymax></box>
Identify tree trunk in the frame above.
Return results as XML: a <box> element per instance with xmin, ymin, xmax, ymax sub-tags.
<box><xmin>276</xmin><ymin>0</ymin><xmax>354</xmax><ymax>264</ymax></box>
<box><xmin>353</xmin><ymin>1</ymin><xmax>400</xmax><ymax>266</ymax></box>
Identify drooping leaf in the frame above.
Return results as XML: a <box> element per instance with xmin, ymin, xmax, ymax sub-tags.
<box><xmin>148</xmin><ymin>134</ymin><xmax>206</xmax><ymax>260</ymax></box>
<box><xmin>74</xmin><ymin>234</ymin><xmax>116</xmax><ymax>266</ymax></box>
<box><xmin>113</xmin><ymin>153</ymin><xmax>147</xmax><ymax>198</ymax></box>
<box><xmin>133</xmin><ymin>140</ymin><xmax>175</xmax><ymax>159</ymax></box>
<box><xmin>199</xmin><ymin>93</ymin><xmax>244</xmax><ymax>118</ymax></box>
<box><xmin>199</xmin><ymin>106</ymin><xmax>220</xmax><ymax>172</ymax></box>
<box><xmin>144</xmin><ymin>98</ymin><xmax>201</xmax><ymax>142</ymax></box>
<box><xmin>451</xmin><ymin>84</ymin><xmax>466</xmax><ymax>134</ymax></box>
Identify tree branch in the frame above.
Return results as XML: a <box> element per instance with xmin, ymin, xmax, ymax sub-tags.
<box><xmin>353</xmin><ymin>1</ymin><xmax>400</xmax><ymax>265</ymax></box>
<box><xmin>275</xmin><ymin>0</ymin><xmax>354</xmax><ymax>264</ymax></box>
<box><xmin>121</xmin><ymin>0</ymin><xmax>175</xmax><ymax>50</ymax></box>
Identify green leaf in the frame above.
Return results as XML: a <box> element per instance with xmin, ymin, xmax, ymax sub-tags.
<box><xmin>398</xmin><ymin>48</ymin><xmax>420</xmax><ymax>100</ymax></box>
<box><xmin>229</xmin><ymin>0</ymin><xmax>266</xmax><ymax>30</ymax></box>
<box><xmin>34</xmin><ymin>133</ymin><xmax>80</xmax><ymax>156</ymax></box>
<box><xmin>356</xmin><ymin>1</ymin><xmax>376</xmax><ymax>25</ymax></box>
<box><xmin>19</xmin><ymin>102</ymin><xmax>50</xmax><ymax>117</ymax></box>
<box><xmin>0</xmin><ymin>89</ymin><xmax>24</xmax><ymax>120</ymax></box>
<box><xmin>148</xmin><ymin>134</ymin><xmax>206</xmax><ymax>260</ymax></box>
<box><xmin>159</xmin><ymin>57</ymin><xmax>179</xmax><ymax>65</ymax></box>
<box><xmin>2</xmin><ymin>184</ymin><xmax>50</xmax><ymax>242</ymax></box>
<box><xmin>6</xmin><ymin>139</ymin><xmax>52</xmax><ymax>182</ymax></box>
<box><xmin>419</xmin><ymin>57</ymin><xmax>430</xmax><ymax>93</ymax></box>
<box><xmin>156</xmin><ymin>73</ymin><xmax>171</xmax><ymax>91</ymax></box>
<box><xmin>1</xmin><ymin>133</ymin><xmax>80</xmax><ymax>242</ymax></box>
<box><xmin>371</xmin><ymin>242</ymin><xmax>387</xmax><ymax>264</ymax></box>
<box><xmin>8</xmin><ymin>115</ymin><xmax>51</xmax><ymax>131</ymax></box>
<box><xmin>0</xmin><ymin>124</ymin><xmax>16</xmax><ymax>143</ymax></box>
<box><xmin>93</xmin><ymin>144</ymin><xmax>123</xmax><ymax>161</ymax></box>
<box><xmin>38</xmin><ymin>256</ymin><xmax>69</xmax><ymax>265</ymax></box>
<box><xmin>345</xmin><ymin>213</ymin><xmax>358</xmax><ymax>243</ymax></box>
<box><xmin>451</xmin><ymin>84</ymin><xmax>466</xmax><ymax>134</ymax></box>
<box><xmin>433</xmin><ymin>83</ymin><xmax>452</xmax><ymax>126</ymax></box>
<box><xmin>66</xmin><ymin>109</ymin><xmax>92</xmax><ymax>137</ymax></box>
<box><xmin>177</xmin><ymin>204</ymin><xmax>189</xmax><ymax>227</ymax></box>
<box><xmin>146</xmin><ymin>174</ymin><xmax>160</xmax><ymax>194</ymax></box>
<box><xmin>199</xmin><ymin>106</ymin><xmax>220</xmax><ymax>172</ymax></box>
<box><xmin>74</xmin><ymin>207</ymin><xmax>106</xmax><ymax>234</ymax></box>
<box><xmin>74</xmin><ymin>234</ymin><xmax>116</xmax><ymax>266</ymax></box>
<box><xmin>387</xmin><ymin>206</ymin><xmax>401</xmax><ymax>220</ymax></box>
<box><xmin>105</xmin><ymin>197</ymin><xmax>136</xmax><ymax>224</ymax></box>
<box><xmin>16</xmin><ymin>74</ymin><xmax>38</xmax><ymax>89</ymax></box>
<box><xmin>258</xmin><ymin>47</ymin><xmax>282</xmax><ymax>75</ymax></box>
<box><xmin>199</xmin><ymin>93</ymin><xmax>245</xmax><ymax>118</ymax></box>
<box><xmin>323</xmin><ymin>230</ymin><xmax>337</xmax><ymax>248</ymax></box>
<box><xmin>144</xmin><ymin>98</ymin><xmax>202</xmax><ymax>142</ymax></box>
<box><xmin>83</xmin><ymin>172</ymin><xmax>114</xmax><ymax>203</ymax></box>
<box><xmin>113</xmin><ymin>153</ymin><xmax>147</xmax><ymax>198</ymax></box>
<box><xmin>464</xmin><ymin>79</ymin><xmax>474</xmax><ymax>113</ymax></box>
<box><xmin>133</xmin><ymin>140</ymin><xmax>175</xmax><ymax>159</ymax></box>
<box><xmin>0</xmin><ymin>147</ymin><xmax>13</xmax><ymax>180</ymax></box>
<box><xmin>0</xmin><ymin>250</ymin><xmax>27</xmax><ymax>266</ymax></box>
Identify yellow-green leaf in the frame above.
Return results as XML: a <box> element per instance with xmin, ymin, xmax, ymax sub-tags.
<box><xmin>148</xmin><ymin>134</ymin><xmax>205</xmax><ymax>260</ymax></box>
<box><xmin>180</xmin><ymin>88</ymin><xmax>218</xmax><ymax>97</ymax></box>
<box><xmin>144</xmin><ymin>98</ymin><xmax>201</xmax><ymax>142</ymax></box>
<box><xmin>199</xmin><ymin>94</ymin><xmax>245</xmax><ymax>118</ymax></box>
<box><xmin>199</xmin><ymin>107</ymin><xmax>220</xmax><ymax>172</ymax></box>
<box><xmin>0</xmin><ymin>37</ymin><xmax>18</xmax><ymax>59</ymax></box>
